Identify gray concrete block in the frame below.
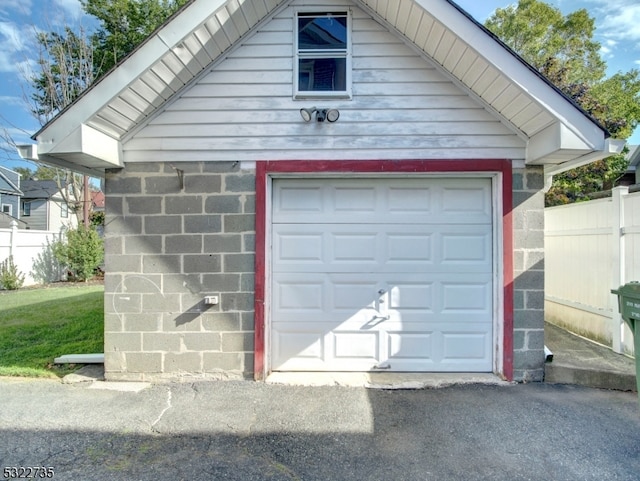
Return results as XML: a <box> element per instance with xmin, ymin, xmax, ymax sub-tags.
<box><xmin>202</xmin><ymin>312</ymin><xmax>241</xmax><ymax>332</ymax></box>
<box><xmin>225</xmin><ymin>174</ymin><xmax>255</xmax><ymax>192</ymax></box>
<box><xmin>166</xmin><ymin>195</ymin><xmax>203</xmax><ymax>214</ymax></box>
<box><xmin>221</xmin><ymin>332</ymin><xmax>254</xmax><ymax>352</ymax></box>
<box><xmin>513</xmin><ymin>349</ymin><xmax>545</xmax><ymax>371</ymax></box>
<box><xmin>145</xmin><ymin>215</ymin><xmax>182</xmax><ymax>235</ymax></box>
<box><xmin>203</xmin><ymin>234</ymin><xmax>242</xmax><ymax>253</ymax></box>
<box><xmin>513</xmin><ymin>368</ymin><xmax>544</xmax><ymax>383</ymax></box>
<box><xmin>143</xmin><ymin>332</ymin><xmax>182</xmax><ymax>352</ymax></box>
<box><xmin>124</xmin><ymin>235</ymin><xmax>162</xmax><ymax>254</ymax></box>
<box><xmin>514</xmin><ymin>229</ymin><xmax>544</xmax><ymax>250</ymax></box>
<box><xmin>205</xmin><ymin>195</ymin><xmax>241</xmax><ymax>213</ymax></box>
<box><xmin>524</xmin><ymin>209</ymin><xmax>545</xmax><ymax>231</ymax></box>
<box><xmin>120</xmin><ymin>274</ymin><xmax>163</xmax><ymax>294</ymax></box>
<box><xmin>125</xmin><ymin>352</ymin><xmax>163</xmax><ymax>373</ymax></box>
<box><xmin>162</xmin><ymin>162</ymin><xmax>202</xmax><ymax>174</ymax></box>
<box><xmin>186</xmin><ymin>174</ymin><xmax>222</xmax><ymax>194</ymax></box>
<box><xmin>524</xmin><ymin>250</ymin><xmax>544</xmax><ymax>270</ymax></box>
<box><xmin>203</xmin><ymin>352</ymin><xmax>243</xmax><ymax>371</ymax></box>
<box><xmin>127</xmin><ymin>197</ymin><xmax>162</xmax><ymax>215</ymax></box>
<box><xmin>221</xmin><ymin>292</ymin><xmax>254</xmax><ymax>311</ymax></box>
<box><xmin>145</xmin><ymin>176</ymin><xmax>182</xmax><ymax>194</ymax></box>
<box><xmin>165</xmin><ymin>352</ymin><xmax>203</xmax><ymax>372</ymax></box>
<box><xmin>513</xmin><ymin>309</ymin><xmax>545</xmax><ymax>329</ymax></box>
<box><xmin>182</xmin><ymin>332</ymin><xmax>221</xmax><ymax>352</ymax></box>
<box><xmin>142</xmin><ymin>293</ymin><xmax>181</xmax><ymax>313</ymax></box>
<box><xmin>514</xmin><ymin>270</ymin><xmax>544</xmax><ymax>290</ymax></box>
<box><xmin>123</xmin><ymin>163</ymin><xmax>161</xmax><ymax>173</ymax></box>
<box><xmin>241</xmin><ymin>273</ymin><xmax>255</xmax><ymax>292</ymax></box>
<box><xmin>162</xmin><ymin>274</ymin><xmax>203</xmax><ymax>294</ymax></box>
<box><xmin>106</xmin><ymin>177</ymin><xmax>142</xmax><ymax>195</ymax></box>
<box><xmin>201</xmin><ymin>273</ymin><xmax>241</xmax><ymax>292</ymax></box>
<box><xmin>513</xmin><ymin>330</ymin><xmax>525</xmax><ymax>350</ymax></box>
<box><xmin>163</xmin><ymin>311</ymin><xmax>202</xmax><ymax>332</ymax></box>
<box><xmin>224</xmin><ymin>214</ymin><xmax>255</xmax><ymax>233</ymax></box>
<box><xmin>105</xmin><ymin>332</ymin><xmax>142</xmax><ymax>352</ymax></box>
<box><xmin>107</xmin><ymin>255</ymin><xmax>142</xmax><ymax>273</ymax></box>
<box><xmin>107</xmin><ymin>216</ymin><xmax>143</xmax><ymax>235</ymax></box>
<box><xmin>241</xmin><ymin>312</ymin><xmax>255</xmax><ymax>330</ymax></box>
<box><xmin>184</xmin><ymin>215</ymin><xmax>222</xmax><ymax>233</ymax></box>
<box><xmin>203</xmin><ymin>161</ymin><xmax>240</xmax><ymax>173</ymax></box>
<box><xmin>143</xmin><ymin>255</ymin><xmax>181</xmax><ymax>274</ymax></box>
<box><xmin>513</xmin><ymin>289</ymin><xmax>524</xmax><ymax>310</ymax></box>
<box><xmin>525</xmin><ymin>290</ymin><xmax>545</xmax><ymax>310</ymax></box>
<box><xmin>244</xmin><ymin>233</ymin><xmax>255</xmax><ymax>252</ymax></box>
<box><xmin>526</xmin><ymin>171</ymin><xmax>544</xmax><ymax>190</ymax></box>
<box><xmin>122</xmin><ymin>313</ymin><xmax>163</xmax><ymax>332</ymax></box>
<box><xmin>243</xmin><ymin>353</ymin><xmax>254</xmax><ymax>375</ymax></box>
<box><xmin>104</xmin><ymin>313</ymin><xmax>123</xmax><ymax>332</ymax></box>
<box><xmin>105</xmin><ymin>196</ymin><xmax>123</xmax><ymax>215</ymax></box>
<box><xmin>512</xmin><ymin>172</ymin><xmax>524</xmax><ymax>191</ymax></box>
<box><xmin>526</xmin><ymin>329</ymin><xmax>545</xmax><ymax>350</ymax></box>
<box><xmin>183</xmin><ymin>254</ymin><xmax>222</xmax><ymax>273</ymax></box>
<box><xmin>166</xmin><ymin>235</ymin><xmax>202</xmax><ymax>254</ymax></box>
<box><xmin>243</xmin><ymin>194</ymin><xmax>256</xmax><ymax>214</ymax></box>
<box><xmin>104</xmin><ymin>238</ymin><xmax>123</xmax><ymax>258</ymax></box>
<box><xmin>224</xmin><ymin>253</ymin><xmax>255</xmax><ymax>273</ymax></box>
<box><xmin>513</xmin><ymin>191</ymin><xmax>544</xmax><ymax>209</ymax></box>
<box><xmin>105</xmin><ymin>293</ymin><xmax>140</xmax><ymax>315</ymax></box>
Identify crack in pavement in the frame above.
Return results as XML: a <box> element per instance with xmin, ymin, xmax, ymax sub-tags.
<box><xmin>150</xmin><ymin>387</ymin><xmax>172</xmax><ymax>432</ymax></box>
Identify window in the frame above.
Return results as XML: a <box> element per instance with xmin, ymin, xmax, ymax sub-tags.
<box><xmin>1</xmin><ymin>204</ymin><xmax>10</xmax><ymax>216</ymax></box>
<box><xmin>295</xmin><ymin>11</ymin><xmax>351</xmax><ymax>98</ymax></box>
<box><xmin>22</xmin><ymin>201</ymin><xmax>31</xmax><ymax>216</ymax></box>
<box><xmin>61</xmin><ymin>203</ymin><xmax>68</xmax><ymax>218</ymax></box>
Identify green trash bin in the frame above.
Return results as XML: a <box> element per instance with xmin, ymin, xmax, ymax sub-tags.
<box><xmin>611</xmin><ymin>282</ymin><xmax>640</xmax><ymax>395</ymax></box>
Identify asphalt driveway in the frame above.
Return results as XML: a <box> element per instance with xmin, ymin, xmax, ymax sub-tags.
<box><xmin>0</xmin><ymin>378</ymin><xmax>638</xmax><ymax>481</ymax></box>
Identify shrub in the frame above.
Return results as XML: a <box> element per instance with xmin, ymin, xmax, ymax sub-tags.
<box><xmin>0</xmin><ymin>256</ymin><xmax>25</xmax><ymax>290</ymax></box>
<box><xmin>53</xmin><ymin>227</ymin><xmax>104</xmax><ymax>281</ymax></box>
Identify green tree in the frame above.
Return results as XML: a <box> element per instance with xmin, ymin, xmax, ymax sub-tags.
<box><xmin>82</xmin><ymin>0</ymin><xmax>189</xmax><ymax>77</ymax></box>
<box><xmin>485</xmin><ymin>0</ymin><xmax>640</xmax><ymax>205</ymax></box>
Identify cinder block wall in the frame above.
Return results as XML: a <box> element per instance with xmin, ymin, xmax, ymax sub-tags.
<box><xmin>512</xmin><ymin>165</ymin><xmax>546</xmax><ymax>381</ymax></box>
<box><xmin>103</xmin><ymin>162</ymin><xmax>256</xmax><ymax>381</ymax></box>
<box><xmin>103</xmin><ymin>161</ymin><xmax>545</xmax><ymax>382</ymax></box>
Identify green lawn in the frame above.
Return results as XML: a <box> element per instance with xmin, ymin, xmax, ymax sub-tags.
<box><xmin>0</xmin><ymin>284</ymin><xmax>104</xmax><ymax>378</ymax></box>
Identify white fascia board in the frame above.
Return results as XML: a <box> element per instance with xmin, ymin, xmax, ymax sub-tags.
<box><xmin>527</xmin><ymin>122</ymin><xmax>605</xmax><ymax>164</ymax></box>
<box><xmin>49</xmin><ymin>124</ymin><xmax>123</xmax><ymax>167</ymax></box>
<box><xmin>544</xmin><ymin>139</ymin><xmax>626</xmax><ymax>177</ymax></box>
<box><xmin>17</xmin><ymin>144</ymin><xmax>108</xmax><ymax>178</ymax></box>
<box><xmin>416</xmin><ymin>0</ymin><xmax>606</xmax><ymax>145</ymax></box>
<box><xmin>35</xmin><ymin>0</ymin><xmax>228</xmax><ymax>149</ymax></box>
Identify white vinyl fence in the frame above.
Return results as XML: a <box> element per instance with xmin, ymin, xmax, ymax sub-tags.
<box><xmin>0</xmin><ymin>221</ymin><xmax>65</xmax><ymax>287</ymax></box>
<box><xmin>545</xmin><ymin>186</ymin><xmax>640</xmax><ymax>356</ymax></box>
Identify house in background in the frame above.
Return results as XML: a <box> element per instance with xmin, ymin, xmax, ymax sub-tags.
<box><xmin>20</xmin><ymin>180</ymin><xmax>78</xmax><ymax>231</ymax></box>
<box><xmin>19</xmin><ymin>0</ymin><xmax>622</xmax><ymax>383</ymax></box>
<box><xmin>0</xmin><ymin>166</ymin><xmax>22</xmax><ymax>220</ymax></box>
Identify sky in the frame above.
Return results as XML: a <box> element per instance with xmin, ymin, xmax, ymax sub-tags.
<box><xmin>0</xmin><ymin>0</ymin><xmax>639</xmax><ymax>173</ymax></box>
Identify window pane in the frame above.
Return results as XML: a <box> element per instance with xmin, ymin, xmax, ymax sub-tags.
<box><xmin>298</xmin><ymin>15</ymin><xmax>347</xmax><ymax>50</ymax></box>
<box><xmin>298</xmin><ymin>58</ymin><xmax>347</xmax><ymax>91</ymax></box>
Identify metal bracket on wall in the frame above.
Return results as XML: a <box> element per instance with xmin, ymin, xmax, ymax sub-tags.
<box><xmin>170</xmin><ymin>164</ymin><xmax>185</xmax><ymax>190</ymax></box>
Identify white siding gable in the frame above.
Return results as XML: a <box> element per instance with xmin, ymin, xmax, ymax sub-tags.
<box><xmin>124</xmin><ymin>1</ymin><xmax>525</xmax><ymax>163</ymax></box>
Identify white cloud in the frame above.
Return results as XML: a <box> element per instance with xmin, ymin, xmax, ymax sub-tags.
<box><xmin>0</xmin><ymin>0</ymin><xmax>33</xmax><ymax>17</ymax></box>
<box><xmin>52</xmin><ymin>0</ymin><xmax>84</xmax><ymax>22</ymax></box>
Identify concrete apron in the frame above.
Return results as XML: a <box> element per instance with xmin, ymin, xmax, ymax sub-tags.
<box><xmin>266</xmin><ymin>372</ymin><xmax>510</xmax><ymax>389</ymax></box>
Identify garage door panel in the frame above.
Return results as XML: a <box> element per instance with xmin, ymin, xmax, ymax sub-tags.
<box><xmin>273</xmin><ymin>178</ymin><xmax>492</xmax><ymax>225</ymax></box>
<box><xmin>333</xmin><ymin>331</ymin><xmax>379</xmax><ymax>360</ymax></box>
<box><xmin>275</xmin><ymin>224</ymin><xmax>492</xmax><ymax>272</ymax></box>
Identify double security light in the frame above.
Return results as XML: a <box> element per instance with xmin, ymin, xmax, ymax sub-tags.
<box><xmin>300</xmin><ymin>107</ymin><xmax>340</xmax><ymax>123</ymax></box>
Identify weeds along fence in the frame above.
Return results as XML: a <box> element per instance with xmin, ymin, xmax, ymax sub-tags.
<box><xmin>0</xmin><ymin>221</ymin><xmax>65</xmax><ymax>287</ymax></box>
<box><xmin>545</xmin><ymin>186</ymin><xmax>640</xmax><ymax>357</ymax></box>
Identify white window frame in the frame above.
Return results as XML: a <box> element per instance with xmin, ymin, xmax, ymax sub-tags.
<box><xmin>61</xmin><ymin>202</ymin><xmax>69</xmax><ymax>218</ymax></box>
<box><xmin>294</xmin><ymin>9</ymin><xmax>352</xmax><ymax>99</ymax></box>
<box><xmin>22</xmin><ymin>201</ymin><xmax>31</xmax><ymax>217</ymax></box>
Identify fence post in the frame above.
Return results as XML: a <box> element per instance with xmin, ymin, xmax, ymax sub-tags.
<box><xmin>9</xmin><ymin>219</ymin><xmax>18</xmax><ymax>258</ymax></box>
<box><xmin>611</xmin><ymin>186</ymin><xmax>628</xmax><ymax>353</ymax></box>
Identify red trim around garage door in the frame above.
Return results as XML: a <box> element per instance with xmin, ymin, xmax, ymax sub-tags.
<box><xmin>254</xmin><ymin>160</ymin><xmax>514</xmax><ymax>381</ymax></box>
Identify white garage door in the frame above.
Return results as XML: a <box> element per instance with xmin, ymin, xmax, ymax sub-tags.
<box><xmin>271</xmin><ymin>177</ymin><xmax>494</xmax><ymax>372</ymax></box>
